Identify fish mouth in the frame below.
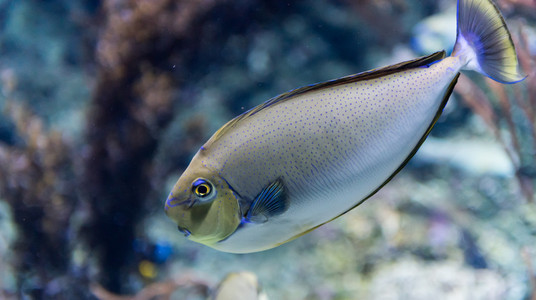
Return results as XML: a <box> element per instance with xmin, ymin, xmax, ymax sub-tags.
<box><xmin>165</xmin><ymin>195</ymin><xmax>196</xmax><ymax>211</ymax></box>
<box><xmin>177</xmin><ymin>226</ymin><xmax>191</xmax><ymax>237</ymax></box>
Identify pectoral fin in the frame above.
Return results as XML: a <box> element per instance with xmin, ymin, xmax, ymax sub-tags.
<box><xmin>244</xmin><ymin>179</ymin><xmax>287</xmax><ymax>223</ymax></box>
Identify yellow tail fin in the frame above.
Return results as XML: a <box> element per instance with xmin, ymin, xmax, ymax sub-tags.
<box><xmin>452</xmin><ymin>0</ymin><xmax>525</xmax><ymax>83</ymax></box>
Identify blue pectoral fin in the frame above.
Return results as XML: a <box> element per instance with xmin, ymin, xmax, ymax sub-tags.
<box><xmin>244</xmin><ymin>179</ymin><xmax>288</xmax><ymax>223</ymax></box>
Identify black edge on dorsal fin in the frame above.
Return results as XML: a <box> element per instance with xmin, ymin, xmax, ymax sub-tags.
<box><xmin>205</xmin><ymin>51</ymin><xmax>446</xmax><ymax>147</ymax></box>
<box><xmin>244</xmin><ymin>179</ymin><xmax>287</xmax><ymax>224</ymax></box>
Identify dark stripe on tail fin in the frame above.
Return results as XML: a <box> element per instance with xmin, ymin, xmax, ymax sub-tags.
<box><xmin>453</xmin><ymin>0</ymin><xmax>525</xmax><ymax>83</ymax></box>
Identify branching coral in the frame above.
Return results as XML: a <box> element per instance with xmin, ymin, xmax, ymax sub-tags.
<box><xmin>454</xmin><ymin>25</ymin><xmax>536</xmax><ymax>202</ymax></box>
<box><xmin>81</xmin><ymin>0</ymin><xmax>220</xmax><ymax>293</ymax></box>
<box><xmin>90</xmin><ymin>272</ymin><xmax>211</xmax><ymax>300</ymax></box>
<box><xmin>1</xmin><ymin>0</ymin><xmax>534</xmax><ymax>298</ymax></box>
<box><xmin>522</xmin><ymin>248</ymin><xmax>536</xmax><ymax>300</ymax></box>
<box><xmin>0</xmin><ymin>101</ymin><xmax>80</xmax><ymax>298</ymax></box>
<box><xmin>1</xmin><ymin>0</ymin><xmax>223</xmax><ymax>296</ymax></box>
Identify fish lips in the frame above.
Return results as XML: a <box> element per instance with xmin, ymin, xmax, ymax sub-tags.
<box><xmin>165</xmin><ymin>195</ymin><xmax>196</xmax><ymax>211</ymax></box>
<box><xmin>165</xmin><ymin>195</ymin><xmax>198</xmax><ymax>238</ymax></box>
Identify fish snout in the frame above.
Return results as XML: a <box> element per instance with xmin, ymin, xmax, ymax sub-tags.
<box><xmin>165</xmin><ymin>196</ymin><xmax>196</xmax><ymax>238</ymax></box>
<box><xmin>165</xmin><ymin>195</ymin><xmax>196</xmax><ymax>211</ymax></box>
<box><xmin>177</xmin><ymin>226</ymin><xmax>191</xmax><ymax>237</ymax></box>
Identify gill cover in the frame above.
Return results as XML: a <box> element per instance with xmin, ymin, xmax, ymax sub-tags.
<box><xmin>165</xmin><ymin>163</ymin><xmax>242</xmax><ymax>246</ymax></box>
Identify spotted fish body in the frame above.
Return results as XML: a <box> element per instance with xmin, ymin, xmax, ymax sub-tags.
<box><xmin>166</xmin><ymin>0</ymin><xmax>524</xmax><ymax>253</ymax></box>
<box><xmin>199</xmin><ymin>54</ymin><xmax>460</xmax><ymax>252</ymax></box>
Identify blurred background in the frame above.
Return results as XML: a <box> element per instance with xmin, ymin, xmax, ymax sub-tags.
<box><xmin>0</xmin><ymin>0</ymin><xmax>535</xmax><ymax>299</ymax></box>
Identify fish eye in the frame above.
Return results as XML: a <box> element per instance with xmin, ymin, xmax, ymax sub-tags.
<box><xmin>192</xmin><ymin>178</ymin><xmax>213</xmax><ymax>198</ymax></box>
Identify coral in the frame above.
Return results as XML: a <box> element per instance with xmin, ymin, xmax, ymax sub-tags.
<box><xmin>0</xmin><ymin>0</ymin><xmax>534</xmax><ymax>298</ymax></box>
<box><xmin>522</xmin><ymin>248</ymin><xmax>536</xmax><ymax>300</ymax></box>
<box><xmin>498</xmin><ymin>0</ymin><xmax>536</xmax><ymax>17</ymax></box>
<box><xmin>90</xmin><ymin>272</ymin><xmax>211</xmax><ymax>300</ymax></box>
<box><xmin>341</xmin><ymin>0</ymin><xmax>440</xmax><ymax>48</ymax></box>
<box><xmin>81</xmin><ymin>0</ymin><xmax>220</xmax><ymax>293</ymax></box>
<box><xmin>0</xmin><ymin>101</ymin><xmax>82</xmax><ymax>298</ymax></box>
<box><xmin>454</xmin><ymin>24</ymin><xmax>536</xmax><ymax>202</ymax></box>
<box><xmin>1</xmin><ymin>0</ymin><xmax>223</xmax><ymax>295</ymax></box>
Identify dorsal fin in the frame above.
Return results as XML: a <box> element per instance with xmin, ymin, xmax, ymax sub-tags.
<box><xmin>206</xmin><ymin>51</ymin><xmax>446</xmax><ymax>146</ymax></box>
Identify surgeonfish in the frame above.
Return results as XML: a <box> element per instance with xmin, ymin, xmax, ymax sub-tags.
<box><xmin>212</xmin><ymin>272</ymin><xmax>267</xmax><ymax>300</ymax></box>
<box><xmin>165</xmin><ymin>0</ymin><xmax>525</xmax><ymax>253</ymax></box>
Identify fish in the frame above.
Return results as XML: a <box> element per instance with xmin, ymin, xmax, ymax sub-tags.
<box><xmin>212</xmin><ymin>272</ymin><xmax>267</xmax><ymax>300</ymax></box>
<box><xmin>165</xmin><ymin>0</ymin><xmax>525</xmax><ymax>253</ymax></box>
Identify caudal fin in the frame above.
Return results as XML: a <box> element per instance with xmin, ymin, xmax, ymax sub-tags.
<box><xmin>452</xmin><ymin>0</ymin><xmax>525</xmax><ymax>83</ymax></box>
